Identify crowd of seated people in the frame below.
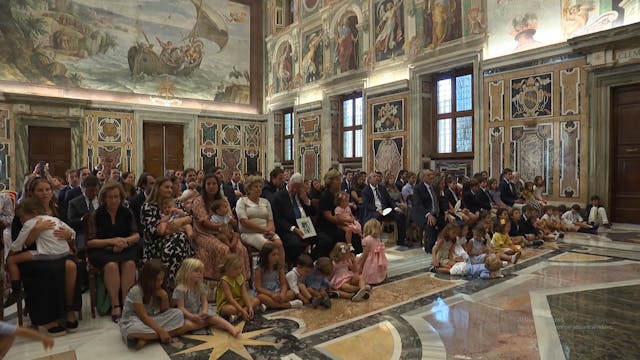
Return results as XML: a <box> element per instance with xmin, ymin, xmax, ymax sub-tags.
<box><xmin>0</xmin><ymin>162</ymin><xmax>613</xmax><ymax>352</ymax></box>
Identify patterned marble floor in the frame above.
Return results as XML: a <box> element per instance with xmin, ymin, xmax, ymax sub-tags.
<box><xmin>5</xmin><ymin>224</ymin><xmax>640</xmax><ymax>360</ymax></box>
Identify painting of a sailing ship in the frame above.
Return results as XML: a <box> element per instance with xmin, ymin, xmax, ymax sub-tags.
<box><xmin>0</xmin><ymin>0</ymin><xmax>251</xmax><ymax>104</ymax></box>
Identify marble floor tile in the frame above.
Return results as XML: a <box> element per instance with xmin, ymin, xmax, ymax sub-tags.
<box><xmin>316</xmin><ymin>321</ymin><xmax>401</xmax><ymax>360</ymax></box>
<box><xmin>266</xmin><ymin>274</ymin><xmax>462</xmax><ymax>337</ymax></box>
<box><xmin>548</xmin><ymin>252</ymin><xmax>610</xmax><ymax>262</ymax></box>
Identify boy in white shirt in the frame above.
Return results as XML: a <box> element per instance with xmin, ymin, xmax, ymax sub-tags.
<box><xmin>285</xmin><ymin>254</ymin><xmax>314</xmax><ymax>305</ymax></box>
<box><xmin>6</xmin><ymin>198</ymin><xmax>75</xmax><ymax>303</ymax></box>
<box><xmin>561</xmin><ymin>204</ymin><xmax>596</xmax><ymax>234</ymax></box>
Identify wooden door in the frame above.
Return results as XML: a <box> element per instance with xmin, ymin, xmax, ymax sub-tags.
<box><xmin>143</xmin><ymin>123</ymin><xmax>183</xmax><ymax>177</ymax></box>
<box><xmin>611</xmin><ymin>84</ymin><xmax>640</xmax><ymax>224</ymax></box>
<box><xmin>29</xmin><ymin>126</ymin><xmax>71</xmax><ymax>179</ymax></box>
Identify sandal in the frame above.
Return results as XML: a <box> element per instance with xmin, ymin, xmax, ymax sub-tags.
<box><xmin>111</xmin><ymin>305</ymin><xmax>122</xmax><ymax>323</ymax></box>
<box><xmin>65</xmin><ymin>306</ymin><xmax>79</xmax><ymax>332</ymax></box>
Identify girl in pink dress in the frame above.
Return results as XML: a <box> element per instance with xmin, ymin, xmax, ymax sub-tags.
<box><xmin>330</xmin><ymin>242</ymin><xmax>370</xmax><ymax>302</ymax></box>
<box><xmin>358</xmin><ymin>219</ymin><xmax>388</xmax><ymax>285</ymax></box>
<box><xmin>334</xmin><ymin>192</ymin><xmax>362</xmax><ymax>247</ymax></box>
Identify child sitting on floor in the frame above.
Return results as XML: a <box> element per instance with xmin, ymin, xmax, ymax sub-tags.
<box><xmin>431</xmin><ymin>223</ymin><xmax>458</xmax><ymax>274</ymax></box>
<box><xmin>562</xmin><ymin>204</ymin><xmax>597</xmax><ymax>234</ymax></box>
<box><xmin>584</xmin><ymin>195</ymin><xmax>611</xmax><ymax>229</ymax></box>
<box><xmin>304</xmin><ymin>257</ymin><xmax>334</xmax><ymax>309</ymax></box>
<box><xmin>216</xmin><ymin>254</ymin><xmax>263</xmax><ymax>322</ymax></box>
<box><xmin>255</xmin><ymin>245</ymin><xmax>303</xmax><ymax>309</ymax></box>
<box><xmin>158</xmin><ymin>198</ymin><xmax>194</xmax><ymax>240</ymax></box>
<box><xmin>491</xmin><ymin>219</ymin><xmax>521</xmax><ymax>264</ymax></box>
<box><xmin>0</xmin><ymin>320</ymin><xmax>53</xmax><ymax>358</ymax></box>
<box><xmin>173</xmin><ymin>258</ymin><xmax>239</xmax><ymax>336</ymax></box>
<box><xmin>465</xmin><ymin>225</ymin><xmax>490</xmax><ymax>264</ymax></box>
<box><xmin>285</xmin><ymin>254</ymin><xmax>314</xmax><ymax>305</ymax></box>
<box><xmin>330</xmin><ymin>242</ymin><xmax>370</xmax><ymax>301</ymax></box>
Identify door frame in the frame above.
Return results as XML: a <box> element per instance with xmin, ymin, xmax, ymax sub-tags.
<box><xmin>15</xmin><ymin>115</ymin><xmax>83</xmax><ymax>187</ymax></box>
<box><xmin>135</xmin><ymin>111</ymin><xmax>197</xmax><ymax>174</ymax></box>
<box><xmin>589</xmin><ymin>64</ymin><xmax>640</xmax><ymax>217</ymax></box>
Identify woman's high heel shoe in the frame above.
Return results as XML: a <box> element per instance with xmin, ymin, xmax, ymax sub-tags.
<box><xmin>111</xmin><ymin>305</ymin><xmax>122</xmax><ymax>323</ymax></box>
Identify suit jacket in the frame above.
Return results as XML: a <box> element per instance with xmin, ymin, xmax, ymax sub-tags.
<box><xmin>412</xmin><ymin>182</ymin><xmax>438</xmax><ymax>228</ymax></box>
<box><xmin>65</xmin><ymin>186</ymin><xmax>82</xmax><ymax>208</ymax></box>
<box><xmin>227</xmin><ymin>181</ymin><xmax>245</xmax><ymax>195</ymax></box>
<box><xmin>519</xmin><ymin>216</ymin><xmax>540</xmax><ymax>236</ymax></box>
<box><xmin>261</xmin><ymin>181</ymin><xmax>281</xmax><ymax>204</ymax></box>
<box><xmin>271</xmin><ymin>188</ymin><xmax>315</xmax><ymax>236</ymax></box>
<box><xmin>222</xmin><ymin>183</ymin><xmax>238</xmax><ymax>208</ymax></box>
<box><xmin>463</xmin><ymin>190</ymin><xmax>482</xmax><ymax>213</ymax></box>
<box><xmin>57</xmin><ymin>185</ymin><xmax>74</xmax><ymax>218</ymax></box>
<box><xmin>499</xmin><ymin>180</ymin><xmax>516</xmax><ymax>207</ymax></box>
<box><xmin>443</xmin><ymin>188</ymin><xmax>459</xmax><ymax>209</ymax></box>
<box><xmin>360</xmin><ymin>184</ymin><xmax>395</xmax><ymax>223</ymax></box>
<box><xmin>475</xmin><ymin>189</ymin><xmax>493</xmax><ymax>211</ymax></box>
<box><xmin>67</xmin><ymin>195</ymin><xmax>92</xmax><ymax>232</ymax></box>
<box><xmin>340</xmin><ymin>180</ymin><xmax>352</xmax><ymax>194</ymax></box>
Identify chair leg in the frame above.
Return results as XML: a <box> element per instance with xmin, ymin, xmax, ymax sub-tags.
<box><xmin>89</xmin><ymin>271</ymin><xmax>96</xmax><ymax>319</ymax></box>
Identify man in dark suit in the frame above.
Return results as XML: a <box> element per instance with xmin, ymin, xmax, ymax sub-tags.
<box><xmin>360</xmin><ymin>172</ymin><xmax>407</xmax><ymax>246</ymax></box>
<box><xmin>499</xmin><ymin>168</ymin><xmax>517</xmax><ymax>207</ymax></box>
<box><xmin>413</xmin><ymin>169</ymin><xmax>439</xmax><ymax>253</ymax></box>
<box><xmin>463</xmin><ymin>179</ymin><xmax>483</xmax><ymax>213</ymax></box>
<box><xmin>67</xmin><ymin>175</ymin><xmax>100</xmax><ymax>250</ymax></box>
<box><xmin>64</xmin><ymin>167</ymin><xmax>92</xmax><ymax>212</ymax></box>
<box><xmin>262</xmin><ymin>167</ymin><xmax>285</xmax><ymax>203</ymax></box>
<box><xmin>212</xmin><ymin>166</ymin><xmax>238</xmax><ymax>209</ymax></box>
<box><xmin>340</xmin><ymin>170</ymin><xmax>354</xmax><ymax>194</ymax></box>
<box><xmin>475</xmin><ymin>177</ymin><xmax>494</xmax><ymax>211</ymax></box>
<box><xmin>58</xmin><ymin>168</ymin><xmax>78</xmax><ymax>219</ymax></box>
<box><xmin>271</xmin><ymin>173</ymin><xmax>315</xmax><ymax>265</ymax></box>
<box><xmin>227</xmin><ymin>170</ymin><xmax>245</xmax><ymax>198</ymax></box>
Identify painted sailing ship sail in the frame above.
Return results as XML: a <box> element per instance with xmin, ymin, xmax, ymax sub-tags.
<box><xmin>128</xmin><ymin>0</ymin><xmax>228</xmax><ymax>76</ymax></box>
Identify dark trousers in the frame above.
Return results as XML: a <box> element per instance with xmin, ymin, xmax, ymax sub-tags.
<box><xmin>280</xmin><ymin>231</ymin><xmax>310</xmax><ymax>265</ymax></box>
<box><xmin>311</xmin><ymin>227</ymin><xmax>362</xmax><ymax>260</ymax></box>
<box><xmin>422</xmin><ymin>222</ymin><xmax>438</xmax><ymax>253</ymax></box>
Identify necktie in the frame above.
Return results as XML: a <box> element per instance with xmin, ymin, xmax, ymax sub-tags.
<box><xmin>428</xmin><ymin>185</ymin><xmax>439</xmax><ymax>216</ymax></box>
<box><xmin>374</xmin><ymin>187</ymin><xmax>382</xmax><ymax>202</ymax></box>
<box><xmin>88</xmin><ymin>199</ymin><xmax>95</xmax><ymax>212</ymax></box>
<box><xmin>485</xmin><ymin>189</ymin><xmax>494</xmax><ymax>205</ymax></box>
<box><xmin>291</xmin><ymin>196</ymin><xmax>301</xmax><ymax>219</ymax></box>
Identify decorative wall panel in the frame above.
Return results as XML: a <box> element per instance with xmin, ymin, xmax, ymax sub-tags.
<box><xmin>372</xmin><ymin>137</ymin><xmax>404</xmax><ymax>180</ymax></box>
<box><xmin>510</xmin><ymin>123</ymin><xmax>553</xmax><ymax>192</ymax></box>
<box><xmin>296</xmin><ymin>110</ymin><xmax>322</xmax><ymax>179</ymax></box>
<box><xmin>560</xmin><ymin>67</ymin><xmax>581</xmax><ymax>115</ymax></box>
<box><xmin>434</xmin><ymin>159</ymin><xmax>473</xmax><ymax>177</ymax></box>
<box><xmin>510</xmin><ymin>73</ymin><xmax>552</xmax><ymax>119</ymax></box>
<box><xmin>330</xmin><ymin>97</ymin><xmax>341</xmax><ymax>163</ymax></box>
<box><xmin>483</xmin><ymin>58</ymin><xmax>587</xmax><ymax>202</ymax></box>
<box><xmin>300</xmin><ymin>144</ymin><xmax>321</xmax><ymax>181</ymax></box>
<box><xmin>488</xmin><ymin>80</ymin><xmax>504</xmax><ymax>122</ymax></box>
<box><xmin>84</xmin><ymin>111</ymin><xmax>135</xmax><ymax>174</ymax></box>
<box><xmin>488</xmin><ymin>127</ymin><xmax>504</xmax><ymax>180</ymax></box>
<box><xmin>198</xmin><ymin>118</ymin><xmax>264</xmax><ymax>176</ymax></box>
<box><xmin>560</xmin><ymin>120</ymin><xmax>580</xmax><ymax>198</ymax></box>
<box><xmin>0</xmin><ymin>107</ymin><xmax>13</xmax><ymax>190</ymax></box>
<box><xmin>274</xmin><ymin>112</ymin><xmax>283</xmax><ymax>164</ymax></box>
<box><xmin>367</xmin><ymin>93</ymin><xmax>409</xmax><ymax>180</ymax></box>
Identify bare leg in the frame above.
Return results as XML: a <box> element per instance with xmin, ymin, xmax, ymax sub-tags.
<box><xmin>64</xmin><ymin>259</ymin><xmax>77</xmax><ymax>322</ymax></box>
<box><xmin>208</xmin><ymin>315</ymin><xmax>240</xmax><ymax>337</ymax></box>
<box><xmin>6</xmin><ymin>252</ymin><xmax>33</xmax><ymax>281</ymax></box>
<box><xmin>272</xmin><ymin>238</ymin><xmax>286</xmax><ymax>268</ymax></box>
<box><xmin>120</xmin><ymin>261</ymin><xmax>137</xmax><ymax>305</ymax></box>
<box><xmin>103</xmin><ymin>262</ymin><xmax>121</xmax><ymax>312</ymax></box>
<box><xmin>339</xmin><ymin>283</ymin><xmax>359</xmax><ymax>293</ymax></box>
<box><xmin>257</xmin><ymin>294</ymin><xmax>291</xmax><ymax>309</ymax></box>
<box><xmin>0</xmin><ymin>334</ymin><xmax>16</xmax><ymax>358</ymax></box>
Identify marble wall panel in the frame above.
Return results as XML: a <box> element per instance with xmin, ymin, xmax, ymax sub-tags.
<box><xmin>372</xmin><ymin>137</ymin><xmax>404</xmax><ymax>181</ymax></box>
<box><xmin>488</xmin><ymin>80</ymin><xmax>504</xmax><ymax>122</ymax></box>
<box><xmin>84</xmin><ymin>111</ymin><xmax>135</xmax><ymax>174</ymax></box>
<box><xmin>488</xmin><ymin>127</ymin><xmax>504</xmax><ymax>180</ymax></box>
<box><xmin>300</xmin><ymin>144</ymin><xmax>321</xmax><ymax>181</ymax></box>
<box><xmin>274</xmin><ymin>112</ymin><xmax>283</xmax><ymax>164</ymax></box>
<box><xmin>510</xmin><ymin>73</ymin><xmax>553</xmax><ymax>119</ymax></box>
<box><xmin>510</xmin><ymin>123</ymin><xmax>553</xmax><ymax>191</ymax></box>
<box><xmin>0</xmin><ymin>108</ymin><xmax>12</xmax><ymax>190</ymax></box>
<box><xmin>330</xmin><ymin>97</ymin><xmax>341</xmax><ymax>163</ymax></box>
<box><xmin>434</xmin><ymin>159</ymin><xmax>473</xmax><ymax>177</ymax></box>
<box><xmin>560</xmin><ymin>67</ymin><xmax>581</xmax><ymax>115</ymax></box>
<box><xmin>197</xmin><ymin>118</ymin><xmax>264</xmax><ymax>176</ymax></box>
<box><xmin>560</xmin><ymin>120</ymin><xmax>580</xmax><ymax>198</ymax></box>
<box><xmin>298</xmin><ymin>113</ymin><xmax>321</xmax><ymax>143</ymax></box>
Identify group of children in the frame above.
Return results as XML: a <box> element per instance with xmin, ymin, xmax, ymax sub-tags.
<box><xmin>117</xmin><ymin>216</ymin><xmax>390</xmax><ymax>349</ymax></box>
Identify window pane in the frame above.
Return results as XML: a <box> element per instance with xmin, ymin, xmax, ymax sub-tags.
<box><xmin>284</xmin><ymin>139</ymin><xmax>292</xmax><ymax>161</ymax></box>
<box><xmin>284</xmin><ymin>113</ymin><xmax>292</xmax><ymax>135</ymax></box>
<box><xmin>456</xmin><ymin>116</ymin><xmax>473</xmax><ymax>152</ymax></box>
<box><xmin>437</xmin><ymin>78</ymin><xmax>452</xmax><ymax>114</ymax></box>
<box><xmin>437</xmin><ymin>118</ymin><xmax>452</xmax><ymax>153</ymax></box>
<box><xmin>355</xmin><ymin>97</ymin><xmax>363</xmax><ymax>125</ymax></box>
<box><xmin>456</xmin><ymin>74</ymin><xmax>472</xmax><ymax>111</ymax></box>
<box><xmin>343</xmin><ymin>99</ymin><xmax>353</xmax><ymax>127</ymax></box>
<box><xmin>343</xmin><ymin>130</ymin><xmax>353</xmax><ymax>158</ymax></box>
<box><xmin>355</xmin><ymin>129</ymin><xmax>363</xmax><ymax>157</ymax></box>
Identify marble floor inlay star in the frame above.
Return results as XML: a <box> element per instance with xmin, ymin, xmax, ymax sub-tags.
<box><xmin>172</xmin><ymin>322</ymin><xmax>276</xmax><ymax>360</ymax></box>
